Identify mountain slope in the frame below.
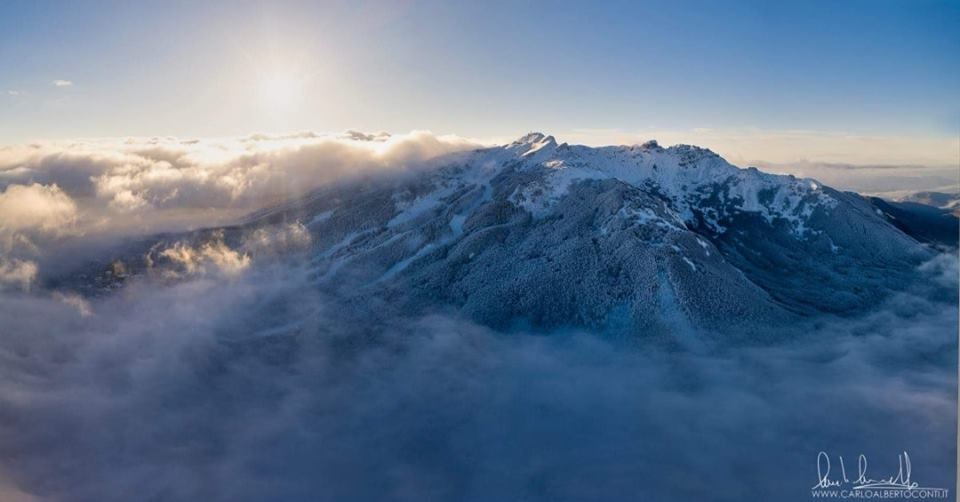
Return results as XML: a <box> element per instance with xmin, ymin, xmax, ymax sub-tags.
<box><xmin>57</xmin><ymin>133</ymin><xmax>934</xmax><ymax>340</ymax></box>
<box><xmin>869</xmin><ymin>197</ymin><xmax>959</xmax><ymax>249</ymax></box>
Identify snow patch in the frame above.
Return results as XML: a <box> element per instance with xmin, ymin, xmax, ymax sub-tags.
<box><xmin>497</xmin><ymin>136</ymin><xmax>837</xmax><ymax>238</ymax></box>
<box><xmin>309</xmin><ymin>209</ymin><xmax>335</xmax><ymax>226</ymax></box>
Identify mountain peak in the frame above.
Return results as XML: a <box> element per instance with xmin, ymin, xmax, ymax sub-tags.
<box><xmin>507</xmin><ymin>132</ymin><xmax>558</xmax><ymax>157</ymax></box>
<box><xmin>513</xmin><ymin>132</ymin><xmax>556</xmax><ymax>145</ymax></box>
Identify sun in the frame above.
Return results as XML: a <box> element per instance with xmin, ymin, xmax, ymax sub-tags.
<box><xmin>257</xmin><ymin>71</ymin><xmax>303</xmax><ymax>112</ymax></box>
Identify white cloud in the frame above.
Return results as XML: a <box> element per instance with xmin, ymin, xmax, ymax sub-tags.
<box><xmin>0</xmin><ymin>183</ymin><xmax>77</xmax><ymax>236</ymax></box>
<box><xmin>6</xmin><ymin>90</ymin><xmax>19</xmax><ymax>96</ymax></box>
<box><xmin>0</xmin><ymin>259</ymin><xmax>37</xmax><ymax>291</ymax></box>
<box><xmin>749</xmin><ymin>160</ymin><xmax>960</xmax><ymax>195</ymax></box>
<box><xmin>0</xmin><ymin>131</ymin><xmax>479</xmax><ymax>240</ymax></box>
<box><xmin>0</xmin><ymin>184</ymin><xmax>77</xmax><ymax>268</ymax></box>
<box><xmin>242</xmin><ymin>222</ymin><xmax>311</xmax><ymax>257</ymax></box>
<box><xmin>51</xmin><ymin>80</ymin><xmax>73</xmax><ymax>87</ymax></box>
<box><xmin>53</xmin><ymin>291</ymin><xmax>93</xmax><ymax>317</ymax></box>
<box><xmin>155</xmin><ymin>231</ymin><xmax>248</xmax><ymax>278</ymax></box>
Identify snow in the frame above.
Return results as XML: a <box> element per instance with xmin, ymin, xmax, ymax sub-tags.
<box><xmin>617</xmin><ymin>205</ymin><xmax>685</xmax><ymax>232</ymax></box>
<box><xmin>379</xmin><ymin>242</ymin><xmax>436</xmax><ymax>281</ymax></box>
<box><xmin>522</xmin><ymin>136</ymin><xmax>557</xmax><ymax>157</ymax></box>
<box><xmin>309</xmin><ymin>209</ymin><xmax>335</xmax><ymax>226</ymax></box>
<box><xmin>696</xmin><ymin>238</ymin><xmax>711</xmax><ymax>256</ymax></box>
<box><xmin>654</xmin><ymin>269</ymin><xmax>703</xmax><ymax>350</ymax></box>
<box><xmin>304</xmin><ymin>132</ymin><xmax>846</xmax><ymax>287</ymax></box>
<box><xmin>449</xmin><ymin>214</ymin><xmax>467</xmax><ymax>236</ymax></box>
<box><xmin>828</xmin><ymin>237</ymin><xmax>840</xmax><ymax>254</ymax></box>
<box><xmin>506</xmin><ymin>132</ymin><xmax>558</xmax><ymax>159</ymax></box>
<box><xmin>508</xmin><ymin>165</ymin><xmax>597</xmax><ymax>218</ymax></box>
<box><xmin>389</xmin><ymin>185</ymin><xmax>456</xmax><ymax>227</ymax></box>
<box><xmin>494</xmin><ymin>134</ymin><xmax>837</xmax><ymax>237</ymax></box>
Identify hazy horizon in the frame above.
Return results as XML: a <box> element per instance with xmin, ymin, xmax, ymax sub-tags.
<box><xmin>2</xmin><ymin>0</ymin><xmax>958</xmax><ymax>168</ymax></box>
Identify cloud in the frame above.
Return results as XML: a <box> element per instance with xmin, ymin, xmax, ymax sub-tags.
<box><xmin>0</xmin><ymin>259</ymin><xmax>37</xmax><ymax>291</ymax></box>
<box><xmin>562</xmin><ymin>127</ymin><xmax>960</xmax><ymax>169</ymax></box>
<box><xmin>51</xmin><ymin>80</ymin><xmax>73</xmax><ymax>87</ymax></box>
<box><xmin>0</xmin><ymin>183</ymin><xmax>77</xmax><ymax>234</ymax></box>
<box><xmin>339</xmin><ymin>130</ymin><xmax>391</xmax><ymax>142</ymax></box>
<box><xmin>155</xmin><ymin>230</ymin><xmax>251</xmax><ymax>278</ymax></box>
<box><xmin>241</xmin><ymin>222</ymin><xmax>312</xmax><ymax>257</ymax></box>
<box><xmin>6</xmin><ymin>90</ymin><xmax>19</xmax><ymax>96</ymax></box>
<box><xmin>0</xmin><ymin>183</ymin><xmax>78</xmax><ymax>257</ymax></box>
<box><xmin>0</xmin><ymin>251</ymin><xmax>953</xmax><ymax>501</ymax></box>
<box><xmin>0</xmin><ymin>131</ymin><xmax>479</xmax><ymax>243</ymax></box>
<box><xmin>53</xmin><ymin>291</ymin><xmax>93</xmax><ymax>316</ymax></box>
<box><xmin>750</xmin><ymin>160</ymin><xmax>960</xmax><ymax>195</ymax></box>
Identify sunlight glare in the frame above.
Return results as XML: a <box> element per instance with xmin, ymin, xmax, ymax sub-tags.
<box><xmin>257</xmin><ymin>71</ymin><xmax>303</xmax><ymax>112</ymax></box>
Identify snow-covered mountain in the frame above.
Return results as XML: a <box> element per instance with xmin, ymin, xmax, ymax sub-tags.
<box><xmin>60</xmin><ymin>133</ymin><xmax>935</xmax><ymax>341</ymax></box>
<box><xmin>868</xmin><ymin>196</ymin><xmax>959</xmax><ymax>249</ymax></box>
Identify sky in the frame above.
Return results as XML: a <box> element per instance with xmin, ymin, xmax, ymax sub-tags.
<box><xmin>0</xmin><ymin>0</ymin><xmax>958</xmax><ymax>168</ymax></box>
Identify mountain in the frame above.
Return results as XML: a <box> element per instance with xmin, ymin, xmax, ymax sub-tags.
<box><xmin>868</xmin><ymin>197</ymin><xmax>959</xmax><ymax>249</ymax></box>
<box><xmin>55</xmin><ymin>133</ymin><xmax>935</xmax><ymax>342</ymax></box>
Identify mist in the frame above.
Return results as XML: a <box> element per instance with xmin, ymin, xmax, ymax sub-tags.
<box><xmin>0</xmin><ymin>131</ymin><xmax>479</xmax><ymax>245</ymax></box>
<box><xmin>0</xmin><ymin>242</ymin><xmax>954</xmax><ymax>501</ymax></box>
<box><xmin>0</xmin><ymin>131</ymin><xmax>480</xmax><ymax>292</ymax></box>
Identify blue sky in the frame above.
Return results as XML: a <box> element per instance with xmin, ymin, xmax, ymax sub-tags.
<box><xmin>1</xmin><ymin>0</ymin><xmax>957</xmax><ymax>164</ymax></box>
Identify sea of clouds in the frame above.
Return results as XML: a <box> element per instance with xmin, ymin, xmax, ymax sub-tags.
<box><xmin>0</xmin><ymin>131</ymin><xmax>479</xmax><ymax>290</ymax></box>
<box><xmin>0</xmin><ymin>132</ymin><xmax>956</xmax><ymax>501</ymax></box>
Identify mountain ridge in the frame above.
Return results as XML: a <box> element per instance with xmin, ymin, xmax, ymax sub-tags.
<box><xmin>53</xmin><ymin>133</ymin><xmax>937</xmax><ymax>342</ymax></box>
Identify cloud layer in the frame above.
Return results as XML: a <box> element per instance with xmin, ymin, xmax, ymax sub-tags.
<box><xmin>0</xmin><ymin>130</ymin><xmax>479</xmax><ymax>288</ymax></box>
<box><xmin>563</xmin><ymin>128</ymin><xmax>960</xmax><ymax>168</ymax></box>
<box><xmin>0</xmin><ymin>248</ymin><xmax>955</xmax><ymax>501</ymax></box>
<box><xmin>0</xmin><ymin>131</ymin><xmax>478</xmax><ymax>240</ymax></box>
<box><xmin>750</xmin><ymin>160</ymin><xmax>960</xmax><ymax>196</ymax></box>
